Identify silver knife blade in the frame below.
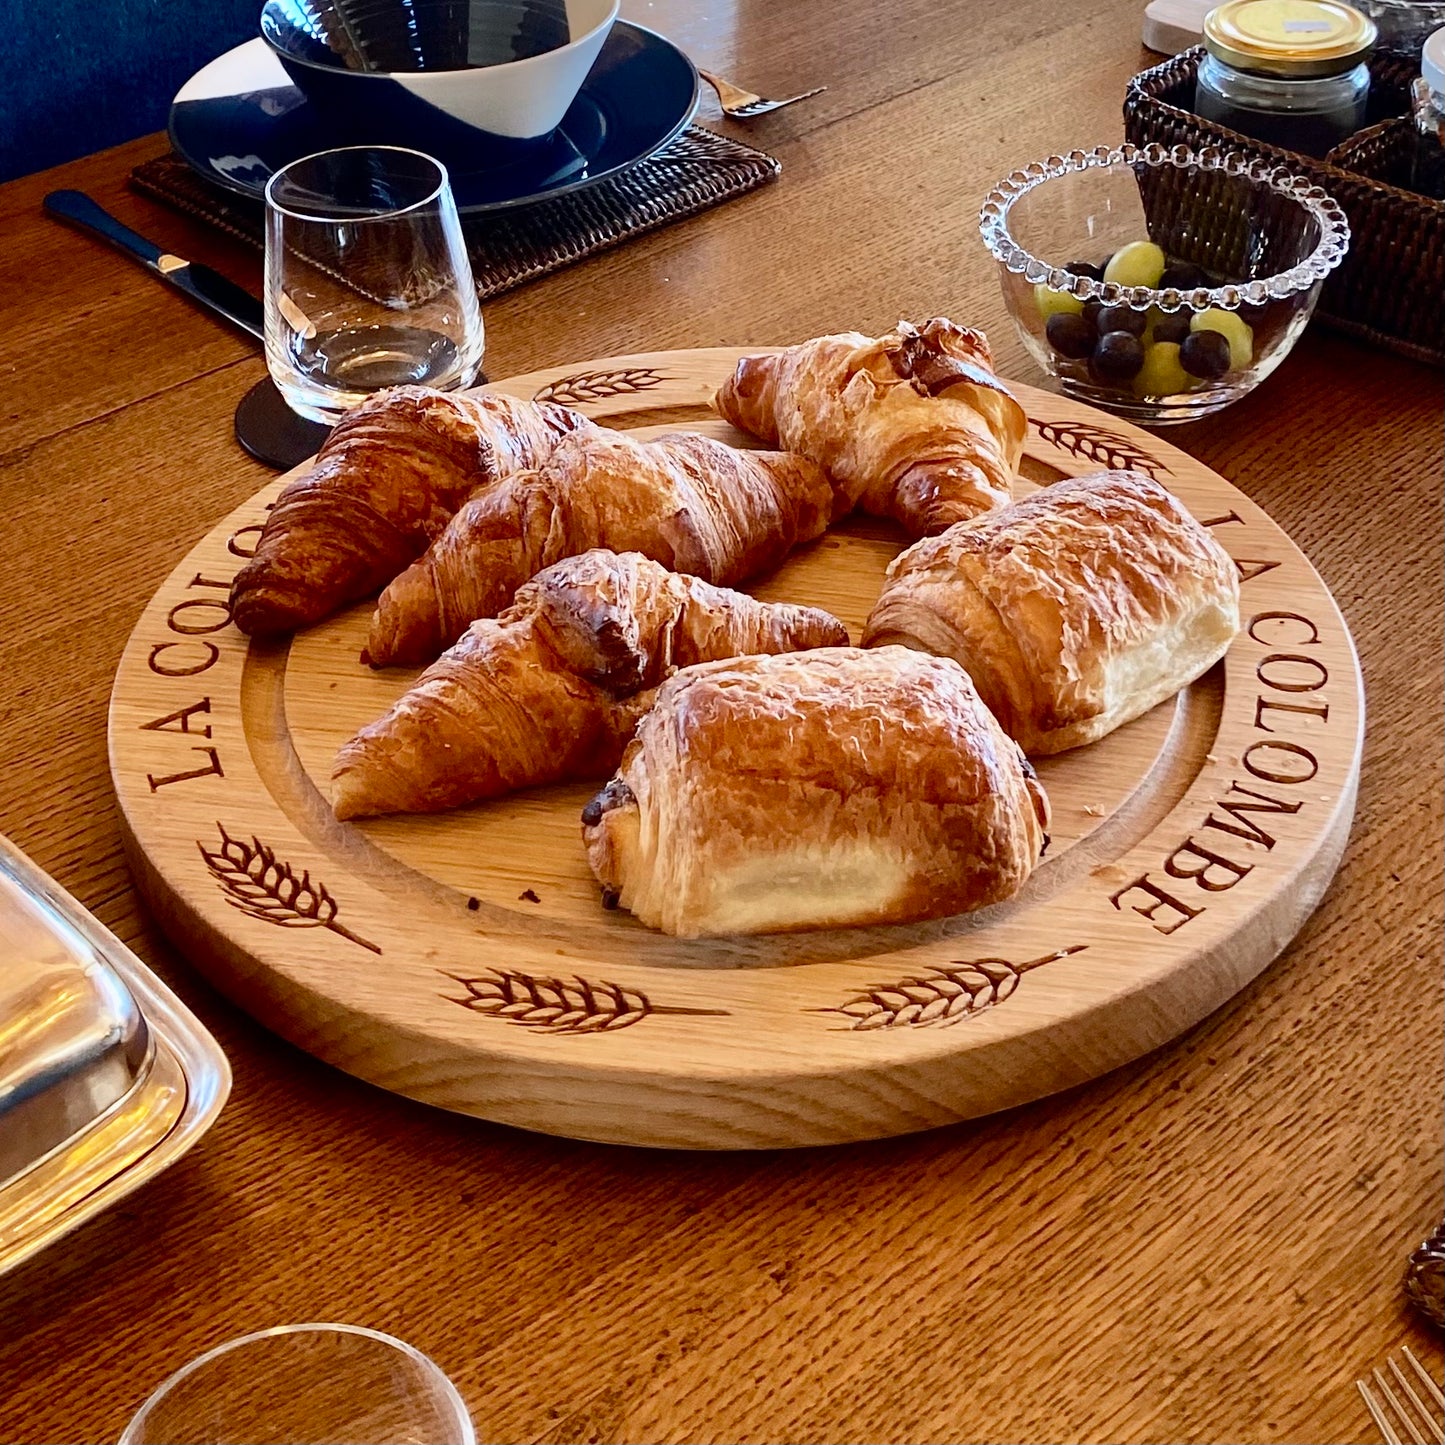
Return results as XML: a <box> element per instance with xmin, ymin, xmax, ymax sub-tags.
<box><xmin>44</xmin><ymin>189</ymin><xmax>264</xmax><ymax>343</ymax></box>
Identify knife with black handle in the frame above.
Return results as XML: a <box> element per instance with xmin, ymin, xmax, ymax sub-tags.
<box><xmin>44</xmin><ymin>189</ymin><xmax>333</xmax><ymax>469</ymax></box>
<box><xmin>44</xmin><ymin>189</ymin><xmax>264</xmax><ymax>342</ymax></box>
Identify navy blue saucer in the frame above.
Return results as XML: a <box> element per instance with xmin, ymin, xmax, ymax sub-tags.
<box><xmin>169</xmin><ymin>24</ymin><xmax>699</xmax><ymax>215</ymax></box>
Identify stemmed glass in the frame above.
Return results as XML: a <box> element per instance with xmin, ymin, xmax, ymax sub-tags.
<box><xmin>118</xmin><ymin>1322</ymin><xmax>476</xmax><ymax>1445</ymax></box>
<box><xmin>264</xmin><ymin>146</ymin><xmax>485</xmax><ymax>425</ymax></box>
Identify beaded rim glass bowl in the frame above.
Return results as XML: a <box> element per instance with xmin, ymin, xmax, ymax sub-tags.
<box><xmin>978</xmin><ymin>142</ymin><xmax>1351</xmax><ymax>423</ymax></box>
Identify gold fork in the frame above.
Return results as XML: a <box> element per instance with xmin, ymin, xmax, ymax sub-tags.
<box><xmin>1358</xmin><ymin>1346</ymin><xmax>1445</xmax><ymax>1444</ymax></box>
<box><xmin>697</xmin><ymin>68</ymin><xmax>825</xmax><ymax>119</ymax></box>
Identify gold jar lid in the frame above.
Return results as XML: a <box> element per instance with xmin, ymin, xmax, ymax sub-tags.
<box><xmin>1204</xmin><ymin>0</ymin><xmax>1377</xmax><ymax>77</ymax></box>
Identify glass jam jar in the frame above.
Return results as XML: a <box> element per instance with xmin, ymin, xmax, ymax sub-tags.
<box><xmin>1410</xmin><ymin>25</ymin><xmax>1445</xmax><ymax>194</ymax></box>
<box><xmin>1195</xmin><ymin>0</ymin><xmax>1378</xmax><ymax>157</ymax></box>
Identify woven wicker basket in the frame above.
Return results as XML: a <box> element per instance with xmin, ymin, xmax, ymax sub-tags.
<box><xmin>1329</xmin><ymin>112</ymin><xmax>1445</xmax><ymax>194</ymax></box>
<box><xmin>1125</xmin><ymin>48</ymin><xmax>1444</xmax><ymax>365</ymax></box>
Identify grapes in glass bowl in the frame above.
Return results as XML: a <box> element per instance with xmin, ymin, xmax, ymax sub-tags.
<box><xmin>978</xmin><ymin>145</ymin><xmax>1350</xmax><ymax>424</ymax></box>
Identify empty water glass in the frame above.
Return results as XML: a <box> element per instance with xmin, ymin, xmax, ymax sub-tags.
<box><xmin>264</xmin><ymin>146</ymin><xmax>484</xmax><ymax>424</ymax></box>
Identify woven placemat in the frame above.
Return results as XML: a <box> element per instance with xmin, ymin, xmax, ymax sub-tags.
<box><xmin>131</xmin><ymin>126</ymin><xmax>780</xmax><ymax>301</ymax></box>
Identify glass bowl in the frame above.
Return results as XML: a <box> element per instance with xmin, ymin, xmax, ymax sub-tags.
<box><xmin>978</xmin><ymin>143</ymin><xmax>1350</xmax><ymax>424</ymax></box>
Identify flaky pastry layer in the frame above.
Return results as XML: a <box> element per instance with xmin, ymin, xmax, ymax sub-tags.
<box><xmin>713</xmin><ymin>318</ymin><xmax>1026</xmax><ymax>536</ymax></box>
<box><xmin>366</xmin><ymin>428</ymin><xmax>840</xmax><ymax>667</ymax></box>
<box><xmin>863</xmin><ymin>469</ymin><xmax>1241</xmax><ymax>753</ymax></box>
<box><xmin>231</xmin><ymin>386</ymin><xmax>590</xmax><ymax>636</ymax></box>
<box><xmin>332</xmin><ymin>549</ymin><xmax>846</xmax><ymax>819</ymax></box>
<box><xmin>582</xmin><ymin>646</ymin><xmax>1049</xmax><ymax>936</ymax></box>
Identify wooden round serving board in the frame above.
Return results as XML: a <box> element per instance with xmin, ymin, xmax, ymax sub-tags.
<box><xmin>109</xmin><ymin>349</ymin><xmax>1364</xmax><ymax>1149</ymax></box>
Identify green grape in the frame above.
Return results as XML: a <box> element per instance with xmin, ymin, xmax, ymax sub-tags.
<box><xmin>1133</xmin><ymin>341</ymin><xmax>1193</xmax><ymax>397</ymax></box>
<box><xmin>1190</xmin><ymin>308</ymin><xmax>1254</xmax><ymax>369</ymax></box>
<box><xmin>1102</xmin><ymin>241</ymin><xmax>1166</xmax><ymax>289</ymax></box>
<box><xmin>1034</xmin><ymin>283</ymin><xmax>1084</xmax><ymax>320</ymax></box>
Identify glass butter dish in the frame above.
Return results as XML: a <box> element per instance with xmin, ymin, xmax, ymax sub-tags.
<box><xmin>0</xmin><ymin>834</ymin><xmax>229</xmax><ymax>1277</ymax></box>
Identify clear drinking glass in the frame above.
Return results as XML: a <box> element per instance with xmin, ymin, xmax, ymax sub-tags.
<box><xmin>118</xmin><ymin>1322</ymin><xmax>477</xmax><ymax>1445</ymax></box>
<box><xmin>264</xmin><ymin>147</ymin><xmax>485</xmax><ymax>425</ymax></box>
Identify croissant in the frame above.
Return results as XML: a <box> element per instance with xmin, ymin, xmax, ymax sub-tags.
<box><xmin>331</xmin><ymin>549</ymin><xmax>847</xmax><ymax>820</ymax></box>
<box><xmin>712</xmin><ymin>318</ymin><xmax>1027</xmax><ymax>536</ymax></box>
<box><xmin>862</xmin><ymin>470</ymin><xmax>1241</xmax><ymax>755</ymax></box>
<box><xmin>582</xmin><ymin>646</ymin><xmax>1050</xmax><ymax>937</ymax></box>
<box><xmin>230</xmin><ymin>385</ymin><xmax>591</xmax><ymax>635</ymax></box>
<box><xmin>365</xmin><ymin>427</ymin><xmax>839</xmax><ymax>667</ymax></box>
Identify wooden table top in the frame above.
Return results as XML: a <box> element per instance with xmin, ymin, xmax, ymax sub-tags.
<box><xmin>0</xmin><ymin>2</ymin><xmax>1440</xmax><ymax>1441</ymax></box>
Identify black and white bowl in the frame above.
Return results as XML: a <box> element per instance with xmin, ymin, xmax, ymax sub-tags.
<box><xmin>260</xmin><ymin>0</ymin><xmax>619</xmax><ymax>165</ymax></box>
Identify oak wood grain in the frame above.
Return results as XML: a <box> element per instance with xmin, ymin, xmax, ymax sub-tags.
<box><xmin>0</xmin><ymin>0</ymin><xmax>1440</xmax><ymax>1439</ymax></box>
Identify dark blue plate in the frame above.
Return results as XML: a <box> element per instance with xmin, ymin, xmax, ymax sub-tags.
<box><xmin>169</xmin><ymin>24</ymin><xmax>698</xmax><ymax>215</ymax></box>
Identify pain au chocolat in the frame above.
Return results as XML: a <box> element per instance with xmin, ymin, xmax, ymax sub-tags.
<box><xmin>862</xmin><ymin>470</ymin><xmax>1241</xmax><ymax>755</ymax></box>
<box><xmin>581</xmin><ymin>646</ymin><xmax>1050</xmax><ymax>937</ymax></box>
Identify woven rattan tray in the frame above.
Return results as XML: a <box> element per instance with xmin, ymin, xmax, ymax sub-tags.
<box><xmin>132</xmin><ymin>126</ymin><xmax>780</xmax><ymax>304</ymax></box>
<box><xmin>1125</xmin><ymin>48</ymin><xmax>1444</xmax><ymax>366</ymax></box>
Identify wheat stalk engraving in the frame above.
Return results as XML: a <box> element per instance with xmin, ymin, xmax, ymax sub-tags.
<box><xmin>1030</xmin><ymin>419</ymin><xmax>1165</xmax><ymax>479</ymax></box>
<box><xmin>443</xmin><ymin>969</ymin><xmax>727</xmax><ymax>1034</ymax></box>
<box><xmin>533</xmin><ymin>368</ymin><xmax>666</xmax><ymax>407</ymax></box>
<box><xmin>198</xmin><ymin>824</ymin><xmax>380</xmax><ymax>954</ymax></box>
<box><xmin>818</xmin><ymin>946</ymin><xmax>1086</xmax><ymax>1031</ymax></box>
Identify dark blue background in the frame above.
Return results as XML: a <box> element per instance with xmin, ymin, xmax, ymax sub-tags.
<box><xmin>1</xmin><ymin>0</ymin><xmax>260</xmax><ymax>182</ymax></box>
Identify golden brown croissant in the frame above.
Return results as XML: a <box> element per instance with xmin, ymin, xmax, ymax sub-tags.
<box><xmin>862</xmin><ymin>470</ymin><xmax>1241</xmax><ymax>755</ymax></box>
<box><xmin>712</xmin><ymin>318</ymin><xmax>1027</xmax><ymax>536</ymax></box>
<box><xmin>230</xmin><ymin>385</ymin><xmax>592</xmax><ymax>635</ymax></box>
<box><xmin>365</xmin><ymin>427</ymin><xmax>839</xmax><ymax>667</ymax></box>
<box><xmin>582</xmin><ymin>646</ymin><xmax>1050</xmax><ymax>937</ymax></box>
<box><xmin>331</xmin><ymin>549</ymin><xmax>847</xmax><ymax>820</ymax></box>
